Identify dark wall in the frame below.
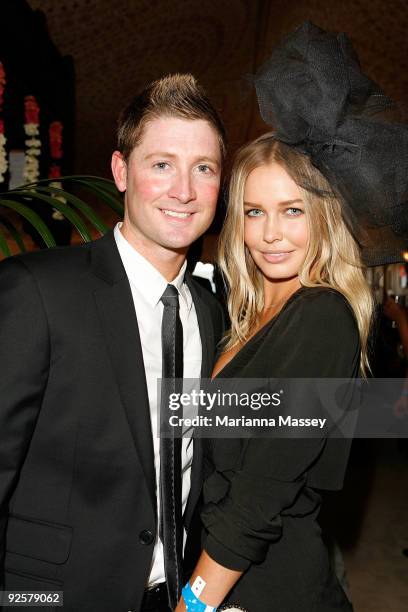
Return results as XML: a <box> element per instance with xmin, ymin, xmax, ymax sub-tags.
<box><xmin>0</xmin><ymin>0</ymin><xmax>75</xmax><ymax>185</ymax></box>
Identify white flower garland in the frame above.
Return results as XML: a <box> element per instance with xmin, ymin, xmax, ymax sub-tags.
<box><xmin>0</xmin><ymin>61</ymin><xmax>7</xmax><ymax>183</ymax></box>
<box><xmin>23</xmin><ymin>122</ymin><xmax>41</xmax><ymax>184</ymax></box>
<box><xmin>49</xmin><ymin>180</ymin><xmax>66</xmax><ymax>220</ymax></box>
<box><xmin>0</xmin><ymin>133</ymin><xmax>7</xmax><ymax>183</ymax></box>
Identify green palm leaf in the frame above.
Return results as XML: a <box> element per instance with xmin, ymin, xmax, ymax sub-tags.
<box><xmin>9</xmin><ymin>190</ymin><xmax>92</xmax><ymax>242</ymax></box>
<box><xmin>0</xmin><ymin>215</ymin><xmax>26</xmax><ymax>253</ymax></box>
<box><xmin>13</xmin><ymin>176</ymin><xmax>124</xmax><ymax>216</ymax></box>
<box><xmin>34</xmin><ymin>186</ymin><xmax>109</xmax><ymax>235</ymax></box>
<box><xmin>1</xmin><ymin>175</ymin><xmax>122</xmax><ymax>257</ymax></box>
<box><xmin>65</xmin><ymin>178</ymin><xmax>124</xmax><ymax>216</ymax></box>
<box><xmin>0</xmin><ymin>229</ymin><xmax>11</xmax><ymax>257</ymax></box>
<box><xmin>0</xmin><ymin>198</ymin><xmax>56</xmax><ymax>247</ymax></box>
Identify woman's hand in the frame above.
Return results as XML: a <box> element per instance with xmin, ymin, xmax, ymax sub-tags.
<box><xmin>176</xmin><ymin>550</ymin><xmax>242</xmax><ymax>611</ymax></box>
<box><xmin>174</xmin><ymin>597</ymin><xmax>186</xmax><ymax>611</ymax></box>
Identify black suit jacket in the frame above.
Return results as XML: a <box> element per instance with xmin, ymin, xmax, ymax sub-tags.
<box><xmin>0</xmin><ymin>231</ymin><xmax>224</xmax><ymax>612</ymax></box>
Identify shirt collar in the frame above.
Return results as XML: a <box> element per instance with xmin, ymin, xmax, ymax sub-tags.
<box><xmin>114</xmin><ymin>223</ymin><xmax>192</xmax><ymax>310</ymax></box>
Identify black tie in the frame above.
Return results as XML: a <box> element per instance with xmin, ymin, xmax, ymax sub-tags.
<box><xmin>160</xmin><ymin>284</ymin><xmax>184</xmax><ymax>609</ymax></box>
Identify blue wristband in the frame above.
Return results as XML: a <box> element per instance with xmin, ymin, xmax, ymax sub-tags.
<box><xmin>182</xmin><ymin>581</ymin><xmax>217</xmax><ymax>612</ymax></box>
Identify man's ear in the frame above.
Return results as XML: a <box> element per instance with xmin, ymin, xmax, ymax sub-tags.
<box><xmin>111</xmin><ymin>151</ymin><xmax>127</xmax><ymax>192</ymax></box>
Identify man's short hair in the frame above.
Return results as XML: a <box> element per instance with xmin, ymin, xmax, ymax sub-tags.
<box><xmin>117</xmin><ymin>73</ymin><xmax>226</xmax><ymax>161</ymax></box>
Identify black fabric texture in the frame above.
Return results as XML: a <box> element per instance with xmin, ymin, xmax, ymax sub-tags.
<box><xmin>201</xmin><ymin>288</ymin><xmax>358</xmax><ymax>611</ymax></box>
<box><xmin>0</xmin><ymin>231</ymin><xmax>225</xmax><ymax>612</ymax></box>
<box><xmin>253</xmin><ymin>21</ymin><xmax>408</xmax><ymax>265</ymax></box>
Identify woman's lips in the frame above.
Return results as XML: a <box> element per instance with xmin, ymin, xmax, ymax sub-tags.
<box><xmin>261</xmin><ymin>251</ymin><xmax>294</xmax><ymax>263</ymax></box>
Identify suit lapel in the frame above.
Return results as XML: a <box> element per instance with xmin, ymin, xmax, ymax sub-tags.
<box><xmin>185</xmin><ymin>274</ymin><xmax>214</xmax><ymax>379</ymax></box>
<box><xmin>91</xmin><ymin>232</ymin><xmax>156</xmax><ymax>515</ymax></box>
<box><xmin>184</xmin><ymin>275</ymin><xmax>216</xmax><ymax>526</ymax></box>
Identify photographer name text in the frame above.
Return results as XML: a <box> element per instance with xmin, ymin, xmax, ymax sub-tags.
<box><xmin>168</xmin><ymin>415</ymin><xmax>327</xmax><ymax>429</ymax></box>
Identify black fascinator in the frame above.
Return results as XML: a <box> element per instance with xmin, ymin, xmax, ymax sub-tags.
<box><xmin>253</xmin><ymin>21</ymin><xmax>408</xmax><ymax>265</ymax></box>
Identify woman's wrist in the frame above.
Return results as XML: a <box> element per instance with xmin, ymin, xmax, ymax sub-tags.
<box><xmin>182</xmin><ymin>578</ymin><xmax>217</xmax><ymax>611</ymax></box>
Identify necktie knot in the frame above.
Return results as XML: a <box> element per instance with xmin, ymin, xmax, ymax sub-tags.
<box><xmin>161</xmin><ymin>283</ymin><xmax>179</xmax><ymax>307</ymax></box>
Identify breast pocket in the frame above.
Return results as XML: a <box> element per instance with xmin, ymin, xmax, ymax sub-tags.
<box><xmin>6</xmin><ymin>514</ymin><xmax>73</xmax><ymax>565</ymax></box>
<box><xmin>4</xmin><ymin>513</ymin><xmax>71</xmax><ymax>600</ymax></box>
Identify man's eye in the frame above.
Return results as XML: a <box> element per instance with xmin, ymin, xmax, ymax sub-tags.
<box><xmin>246</xmin><ymin>209</ymin><xmax>264</xmax><ymax>217</ymax></box>
<box><xmin>153</xmin><ymin>162</ymin><xmax>169</xmax><ymax>170</ymax></box>
<box><xmin>197</xmin><ymin>164</ymin><xmax>212</xmax><ymax>173</ymax></box>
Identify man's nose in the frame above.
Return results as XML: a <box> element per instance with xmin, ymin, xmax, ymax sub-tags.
<box><xmin>168</xmin><ymin>170</ymin><xmax>196</xmax><ymax>204</ymax></box>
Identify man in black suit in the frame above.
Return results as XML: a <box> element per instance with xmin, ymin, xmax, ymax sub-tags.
<box><xmin>0</xmin><ymin>74</ymin><xmax>225</xmax><ymax>611</ymax></box>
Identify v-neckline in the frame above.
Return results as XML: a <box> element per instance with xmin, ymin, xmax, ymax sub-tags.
<box><xmin>212</xmin><ymin>287</ymin><xmax>306</xmax><ymax>379</ymax></box>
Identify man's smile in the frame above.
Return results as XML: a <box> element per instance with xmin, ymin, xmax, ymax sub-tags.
<box><xmin>160</xmin><ymin>208</ymin><xmax>195</xmax><ymax>219</ymax></box>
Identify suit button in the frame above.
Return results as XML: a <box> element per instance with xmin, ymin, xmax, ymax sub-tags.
<box><xmin>139</xmin><ymin>529</ymin><xmax>154</xmax><ymax>545</ymax></box>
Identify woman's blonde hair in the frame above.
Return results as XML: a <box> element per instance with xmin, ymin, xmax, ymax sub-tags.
<box><xmin>218</xmin><ymin>133</ymin><xmax>374</xmax><ymax>374</ymax></box>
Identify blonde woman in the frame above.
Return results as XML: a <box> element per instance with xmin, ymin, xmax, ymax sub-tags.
<box><xmin>176</xmin><ymin>134</ymin><xmax>371</xmax><ymax>612</ymax></box>
<box><xmin>177</xmin><ymin>22</ymin><xmax>407</xmax><ymax>612</ymax></box>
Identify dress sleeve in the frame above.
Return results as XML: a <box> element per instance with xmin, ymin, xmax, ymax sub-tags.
<box><xmin>201</xmin><ymin>290</ymin><xmax>361</xmax><ymax>570</ymax></box>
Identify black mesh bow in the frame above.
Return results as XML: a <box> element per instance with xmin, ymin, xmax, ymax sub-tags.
<box><xmin>253</xmin><ymin>21</ymin><xmax>408</xmax><ymax>265</ymax></box>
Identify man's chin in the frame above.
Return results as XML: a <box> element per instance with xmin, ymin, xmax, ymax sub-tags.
<box><xmin>160</xmin><ymin>229</ymin><xmax>210</xmax><ymax>252</ymax></box>
<box><xmin>161</xmin><ymin>242</ymin><xmax>190</xmax><ymax>256</ymax></box>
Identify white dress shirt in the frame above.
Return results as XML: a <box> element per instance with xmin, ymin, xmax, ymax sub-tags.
<box><xmin>114</xmin><ymin>223</ymin><xmax>202</xmax><ymax>586</ymax></box>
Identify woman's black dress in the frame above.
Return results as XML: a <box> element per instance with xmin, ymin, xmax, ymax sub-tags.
<box><xmin>201</xmin><ymin>287</ymin><xmax>360</xmax><ymax>611</ymax></box>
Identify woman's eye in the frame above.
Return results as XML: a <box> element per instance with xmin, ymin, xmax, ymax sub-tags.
<box><xmin>286</xmin><ymin>207</ymin><xmax>303</xmax><ymax>216</ymax></box>
<box><xmin>246</xmin><ymin>208</ymin><xmax>264</xmax><ymax>217</ymax></box>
